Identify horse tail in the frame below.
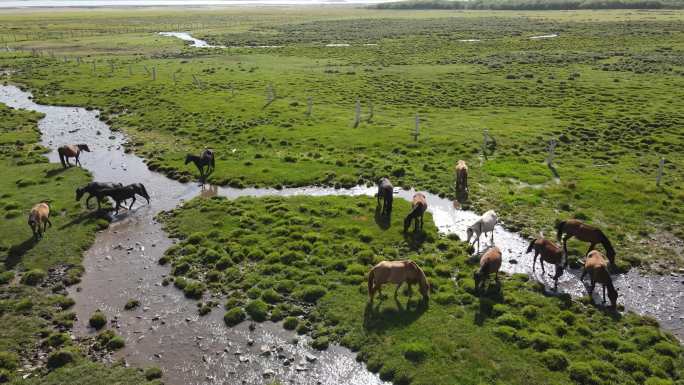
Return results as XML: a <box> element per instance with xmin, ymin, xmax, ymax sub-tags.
<box><xmin>58</xmin><ymin>148</ymin><xmax>66</xmax><ymax>168</ymax></box>
<box><xmin>526</xmin><ymin>239</ymin><xmax>536</xmax><ymax>254</ymax></box>
<box><xmin>556</xmin><ymin>221</ymin><xmax>566</xmax><ymax>242</ymax></box>
<box><xmin>367</xmin><ymin>268</ymin><xmax>375</xmax><ymax>299</ymax></box>
<box><xmin>598</xmin><ymin>230</ymin><xmax>615</xmax><ymax>265</ymax></box>
<box><xmin>210</xmin><ymin>154</ymin><xmax>215</xmax><ymax>169</ymax></box>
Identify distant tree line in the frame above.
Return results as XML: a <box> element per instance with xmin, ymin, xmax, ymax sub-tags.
<box><xmin>372</xmin><ymin>0</ymin><xmax>684</xmax><ymax>10</ymax></box>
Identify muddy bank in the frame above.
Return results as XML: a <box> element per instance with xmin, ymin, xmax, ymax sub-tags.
<box><xmin>0</xmin><ymin>82</ymin><xmax>681</xmax><ymax>385</ymax></box>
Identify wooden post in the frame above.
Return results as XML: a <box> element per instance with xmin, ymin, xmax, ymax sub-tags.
<box><xmin>76</xmin><ymin>56</ymin><xmax>81</xmax><ymax>65</ymax></box>
<box><xmin>656</xmin><ymin>157</ymin><xmax>665</xmax><ymax>186</ymax></box>
<box><xmin>368</xmin><ymin>100</ymin><xmax>374</xmax><ymax>123</ymax></box>
<box><xmin>413</xmin><ymin>114</ymin><xmax>420</xmax><ymax>141</ymax></box>
<box><xmin>353</xmin><ymin>99</ymin><xmax>361</xmax><ymax>128</ymax></box>
<box><xmin>546</xmin><ymin>139</ymin><xmax>557</xmax><ymax>167</ymax></box>
<box><xmin>152</xmin><ymin>66</ymin><xmax>156</xmax><ymax>81</ymax></box>
<box><xmin>109</xmin><ymin>61</ymin><xmax>114</xmax><ymax>74</ymax></box>
<box><xmin>482</xmin><ymin>129</ymin><xmax>489</xmax><ymax>160</ymax></box>
<box><xmin>306</xmin><ymin>96</ymin><xmax>313</xmax><ymax>117</ymax></box>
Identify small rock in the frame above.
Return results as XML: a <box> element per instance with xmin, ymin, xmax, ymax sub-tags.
<box><xmin>295</xmin><ymin>366</ymin><xmax>308</xmax><ymax>372</ymax></box>
<box><xmin>262</xmin><ymin>370</ymin><xmax>275</xmax><ymax>377</ymax></box>
<box><xmin>305</xmin><ymin>353</ymin><xmax>317</xmax><ymax>362</ymax></box>
<box><xmin>248</xmin><ymin>322</ymin><xmax>256</xmax><ymax>331</ymax></box>
<box><xmin>247</xmin><ymin>339</ymin><xmax>254</xmax><ymax>346</ymax></box>
<box><xmin>239</xmin><ymin>356</ymin><xmax>249</xmax><ymax>363</ymax></box>
<box><xmin>508</xmin><ymin>259</ymin><xmax>518</xmax><ymax>264</ymax></box>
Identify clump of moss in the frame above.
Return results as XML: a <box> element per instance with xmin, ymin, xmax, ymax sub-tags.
<box><xmin>144</xmin><ymin>366</ymin><xmax>163</xmax><ymax>380</ymax></box>
<box><xmin>124</xmin><ymin>299</ymin><xmax>140</xmax><ymax>310</ymax></box>
<box><xmin>311</xmin><ymin>336</ymin><xmax>329</xmax><ymax>350</ymax></box>
<box><xmin>20</xmin><ymin>269</ymin><xmax>46</xmax><ymax>286</ymax></box>
<box><xmin>47</xmin><ymin>348</ymin><xmax>78</xmax><ymax>369</ymax></box>
<box><xmin>245</xmin><ymin>300</ymin><xmax>268</xmax><ymax>322</ymax></box>
<box><xmin>89</xmin><ymin>310</ymin><xmax>107</xmax><ymax>330</ymax></box>
<box><xmin>401</xmin><ymin>342</ymin><xmax>430</xmax><ymax>362</ymax></box>
<box><xmin>224</xmin><ymin>308</ymin><xmax>246</xmax><ymax>326</ymax></box>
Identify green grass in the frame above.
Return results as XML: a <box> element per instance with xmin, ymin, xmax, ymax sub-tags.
<box><xmin>1</xmin><ymin>8</ymin><xmax>682</xmax><ymax>269</ymax></box>
<box><xmin>159</xmin><ymin>194</ymin><xmax>684</xmax><ymax>385</ymax></box>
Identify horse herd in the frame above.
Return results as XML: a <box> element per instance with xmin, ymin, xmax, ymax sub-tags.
<box><xmin>31</xmin><ymin>148</ymin><xmax>618</xmax><ymax>310</ymax></box>
<box><xmin>368</xmin><ymin>160</ymin><xmax>620</xmax><ymax>309</ymax></box>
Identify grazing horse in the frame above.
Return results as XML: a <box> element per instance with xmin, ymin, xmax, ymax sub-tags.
<box><xmin>58</xmin><ymin>144</ymin><xmax>90</xmax><ymax>168</ymax></box>
<box><xmin>403</xmin><ymin>193</ymin><xmax>427</xmax><ymax>233</ymax></box>
<box><xmin>28</xmin><ymin>202</ymin><xmax>51</xmax><ymax>240</ymax></box>
<box><xmin>474</xmin><ymin>246</ymin><xmax>502</xmax><ymax>292</ymax></box>
<box><xmin>466</xmin><ymin>210</ymin><xmax>497</xmax><ymax>251</ymax></box>
<box><xmin>185</xmin><ymin>149</ymin><xmax>215</xmax><ymax>180</ymax></box>
<box><xmin>368</xmin><ymin>260</ymin><xmax>429</xmax><ymax>303</ymax></box>
<box><xmin>581</xmin><ymin>250</ymin><xmax>618</xmax><ymax>308</ymax></box>
<box><xmin>556</xmin><ymin>219</ymin><xmax>615</xmax><ymax>265</ymax></box>
<box><xmin>527</xmin><ymin>236</ymin><xmax>565</xmax><ymax>290</ymax></box>
<box><xmin>99</xmin><ymin>183</ymin><xmax>150</xmax><ymax>214</ymax></box>
<box><xmin>76</xmin><ymin>182</ymin><xmax>125</xmax><ymax>210</ymax></box>
<box><xmin>455</xmin><ymin>160</ymin><xmax>468</xmax><ymax>195</ymax></box>
<box><xmin>376</xmin><ymin>177</ymin><xmax>393</xmax><ymax>216</ymax></box>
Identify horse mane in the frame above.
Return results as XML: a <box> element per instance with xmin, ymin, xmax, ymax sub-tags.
<box><xmin>597</xmin><ymin>230</ymin><xmax>615</xmax><ymax>264</ymax></box>
<box><xmin>555</xmin><ymin>221</ymin><xmax>566</xmax><ymax>242</ymax></box>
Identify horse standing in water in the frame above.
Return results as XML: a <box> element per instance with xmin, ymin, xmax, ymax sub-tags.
<box><xmin>404</xmin><ymin>193</ymin><xmax>427</xmax><ymax>233</ymax></box>
<box><xmin>99</xmin><ymin>183</ymin><xmax>150</xmax><ymax>214</ymax></box>
<box><xmin>474</xmin><ymin>246</ymin><xmax>502</xmax><ymax>293</ymax></box>
<box><xmin>185</xmin><ymin>149</ymin><xmax>215</xmax><ymax>181</ymax></box>
<box><xmin>527</xmin><ymin>235</ymin><xmax>565</xmax><ymax>290</ymax></box>
<box><xmin>556</xmin><ymin>219</ymin><xmax>615</xmax><ymax>265</ymax></box>
<box><xmin>76</xmin><ymin>182</ymin><xmax>125</xmax><ymax>210</ymax></box>
<box><xmin>28</xmin><ymin>202</ymin><xmax>52</xmax><ymax>240</ymax></box>
<box><xmin>368</xmin><ymin>260</ymin><xmax>429</xmax><ymax>303</ymax></box>
<box><xmin>376</xmin><ymin>177</ymin><xmax>393</xmax><ymax>216</ymax></box>
<box><xmin>58</xmin><ymin>144</ymin><xmax>90</xmax><ymax>168</ymax></box>
<box><xmin>581</xmin><ymin>250</ymin><xmax>618</xmax><ymax>308</ymax></box>
<box><xmin>454</xmin><ymin>160</ymin><xmax>468</xmax><ymax>197</ymax></box>
<box><xmin>466</xmin><ymin>210</ymin><xmax>497</xmax><ymax>252</ymax></box>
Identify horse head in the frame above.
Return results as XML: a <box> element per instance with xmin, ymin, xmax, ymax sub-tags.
<box><xmin>403</xmin><ymin>215</ymin><xmax>412</xmax><ymax>233</ymax></box>
<box><xmin>79</xmin><ymin>144</ymin><xmax>91</xmax><ymax>152</ymax></box>
<box><xmin>607</xmin><ymin>285</ymin><xmax>618</xmax><ymax>309</ymax></box>
<box><xmin>473</xmin><ymin>270</ymin><xmax>483</xmax><ymax>290</ymax></box>
<box><xmin>75</xmin><ymin>186</ymin><xmax>85</xmax><ymax>201</ymax></box>
<box><xmin>134</xmin><ymin>184</ymin><xmax>151</xmax><ymax>204</ymax></box>
<box><xmin>466</xmin><ymin>227</ymin><xmax>474</xmax><ymax>243</ymax></box>
<box><xmin>184</xmin><ymin>154</ymin><xmax>193</xmax><ymax>165</ymax></box>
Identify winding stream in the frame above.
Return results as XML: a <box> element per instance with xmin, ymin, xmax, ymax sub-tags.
<box><xmin>0</xmin><ymin>83</ymin><xmax>682</xmax><ymax>384</ymax></box>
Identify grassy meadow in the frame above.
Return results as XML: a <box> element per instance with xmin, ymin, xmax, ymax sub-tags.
<box><xmin>159</xmin><ymin>194</ymin><xmax>684</xmax><ymax>385</ymax></box>
<box><xmin>1</xmin><ymin>7</ymin><xmax>682</xmax><ymax>270</ymax></box>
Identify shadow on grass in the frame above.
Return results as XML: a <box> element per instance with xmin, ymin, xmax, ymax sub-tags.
<box><xmin>474</xmin><ymin>282</ymin><xmax>504</xmax><ymax>326</ymax></box>
<box><xmin>45</xmin><ymin>167</ymin><xmax>70</xmax><ymax>178</ymax></box>
<box><xmin>403</xmin><ymin>230</ymin><xmax>427</xmax><ymax>250</ymax></box>
<box><xmin>363</xmin><ymin>295</ymin><xmax>428</xmax><ymax>332</ymax></box>
<box><xmin>374</xmin><ymin>205</ymin><xmax>391</xmax><ymax>230</ymax></box>
<box><xmin>5</xmin><ymin>236</ymin><xmax>38</xmax><ymax>269</ymax></box>
<box><xmin>58</xmin><ymin>210</ymin><xmax>105</xmax><ymax>230</ymax></box>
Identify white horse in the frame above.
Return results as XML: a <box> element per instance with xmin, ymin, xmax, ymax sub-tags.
<box><xmin>466</xmin><ymin>210</ymin><xmax>497</xmax><ymax>251</ymax></box>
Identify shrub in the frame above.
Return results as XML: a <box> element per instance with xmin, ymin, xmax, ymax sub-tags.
<box><xmin>89</xmin><ymin>310</ymin><xmax>107</xmax><ymax>330</ymax></box>
<box><xmin>47</xmin><ymin>348</ymin><xmax>77</xmax><ymax>369</ymax></box>
<box><xmin>124</xmin><ymin>299</ymin><xmax>140</xmax><ymax>310</ymax></box>
<box><xmin>183</xmin><ymin>281</ymin><xmax>205</xmax><ymax>299</ymax></box>
<box><xmin>521</xmin><ymin>305</ymin><xmax>538</xmax><ymax>319</ymax></box>
<box><xmin>530</xmin><ymin>332</ymin><xmax>556</xmax><ymax>352</ymax></box>
<box><xmin>617</xmin><ymin>352</ymin><xmax>651</xmax><ymax>374</ymax></box>
<box><xmin>311</xmin><ymin>336</ymin><xmax>329</xmax><ymax>350</ymax></box>
<box><xmin>224</xmin><ymin>308</ymin><xmax>246</xmax><ymax>326</ymax></box>
<box><xmin>493</xmin><ymin>326</ymin><xmax>517</xmax><ymax>342</ymax></box>
<box><xmin>283</xmin><ymin>316</ymin><xmax>299</xmax><ymax>330</ymax></box>
<box><xmin>145</xmin><ymin>367</ymin><xmax>163</xmax><ymax>380</ymax></box>
<box><xmin>261</xmin><ymin>289</ymin><xmax>281</xmax><ymax>304</ymax></box>
<box><xmin>401</xmin><ymin>342</ymin><xmax>430</xmax><ymax>362</ymax></box>
<box><xmin>245</xmin><ymin>300</ymin><xmax>268</xmax><ymax>322</ymax></box>
<box><xmin>653</xmin><ymin>341</ymin><xmax>680</xmax><ymax>358</ymax></box>
<box><xmin>20</xmin><ymin>269</ymin><xmax>46</xmax><ymax>286</ymax></box>
<box><xmin>644</xmin><ymin>378</ymin><xmax>673</xmax><ymax>385</ymax></box>
<box><xmin>47</xmin><ymin>332</ymin><xmax>70</xmax><ymax>348</ymax></box>
<box><xmin>0</xmin><ymin>352</ymin><xmax>18</xmax><ymax>370</ymax></box>
<box><xmin>496</xmin><ymin>313</ymin><xmax>527</xmax><ymax>329</ymax></box>
<box><xmin>540</xmin><ymin>349</ymin><xmax>569</xmax><ymax>371</ymax></box>
<box><xmin>107</xmin><ymin>336</ymin><xmax>125</xmax><ymax>350</ymax></box>
<box><xmin>434</xmin><ymin>292</ymin><xmax>457</xmax><ymax>305</ymax></box>
<box><xmin>296</xmin><ymin>285</ymin><xmax>327</xmax><ymax>303</ymax></box>
<box><xmin>568</xmin><ymin>362</ymin><xmax>594</xmax><ymax>384</ymax></box>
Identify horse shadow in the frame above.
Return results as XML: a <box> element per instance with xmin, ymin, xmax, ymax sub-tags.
<box><xmin>374</xmin><ymin>205</ymin><xmax>391</xmax><ymax>230</ymax></box>
<box><xmin>474</xmin><ymin>282</ymin><xmax>504</xmax><ymax>326</ymax></box>
<box><xmin>403</xmin><ymin>229</ymin><xmax>428</xmax><ymax>250</ymax></box>
<box><xmin>58</xmin><ymin>210</ymin><xmax>107</xmax><ymax>230</ymax></box>
<box><xmin>45</xmin><ymin>167</ymin><xmax>69</xmax><ymax>177</ymax></box>
<box><xmin>5</xmin><ymin>236</ymin><xmax>39</xmax><ymax>269</ymax></box>
<box><xmin>363</xmin><ymin>296</ymin><xmax>428</xmax><ymax>332</ymax></box>
<box><xmin>547</xmin><ymin>163</ymin><xmax>560</xmax><ymax>179</ymax></box>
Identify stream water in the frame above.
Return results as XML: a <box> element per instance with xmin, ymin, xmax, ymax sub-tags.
<box><xmin>0</xmin><ymin>82</ymin><xmax>682</xmax><ymax>384</ymax></box>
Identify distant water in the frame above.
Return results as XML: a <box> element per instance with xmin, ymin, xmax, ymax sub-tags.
<box><xmin>0</xmin><ymin>0</ymin><xmax>391</xmax><ymax>7</ymax></box>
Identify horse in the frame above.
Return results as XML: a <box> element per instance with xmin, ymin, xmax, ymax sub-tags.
<box><xmin>99</xmin><ymin>183</ymin><xmax>150</xmax><ymax>214</ymax></box>
<box><xmin>474</xmin><ymin>246</ymin><xmax>502</xmax><ymax>292</ymax></box>
<box><xmin>185</xmin><ymin>149</ymin><xmax>215</xmax><ymax>180</ymax></box>
<box><xmin>58</xmin><ymin>144</ymin><xmax>90</xmax><ymax>168</ymax></box>
<box><xmin>76</xmin><ymin>182</ymin><xmax>125</xmax><ymax>210</ymax></box>
<box><xmin>556</xmin><ymin>219</ymin><xmax>615</xmax><ymax>265</ymax></box>
<box><xmin>466</xmin><ymin>210</ymin><xmax>497</xmax><ymax>251</ymax></box>
<box><xmin>403</xmin><ymin>193</ymin><xmax>427</xmax><ymax>233</ymax></box>
<box><xmin>368</xmin><ymin>260</ymin><xmax>429</xmax><ymax>303</ymax></box>
<box><xmin>376</xmin><ymin>177</ymin><xmax>393</xmax><ymax>216</ymax></box>
<box><xmin>28</xmin><ymin>202</ymin><xmax>51</xmax><ymax>240</ymax></box>
<box><xmin>527</xmin><ymin>235</ymin><xmax>565</xmax><ymax>290</ymax></box>
<box><xmin>581</xmin><ymin>250</ymin><xmax>618</xmax><ymax>308</ymax></box>
<box><xmin>455</xmin><ymin>160</ymin><xmax>468</xmax><ymax>195</ymax></box>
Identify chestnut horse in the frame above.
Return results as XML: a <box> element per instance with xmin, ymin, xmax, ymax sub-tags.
<box><xmin>58</xmin><ymin>144</ymin><xmax>90</xmax><ymax>168</ymax></box>
<box><xmin>28</xmin><ymin>202</ymin><xmax>51</xmax><ymax>240</ymax></box>
<box><xmin>368</xmin><ymin>260</ymin><xmax>429</xmax><ymax>303</ymax></box>
<box><xmin>403</xmin><ymin>193</ymin><xmax>427</xmax><ymax>233</ymax></box>
<box><xmin>581</xmin><ymin>250</ymin><xmax>618</xmax><ymax>308</ymax></box>
<box><xmin>527</xmin><ymin>236</ymin><xmax>565</xmax><ymax>290</ymax></box>
<box><xmin>556</xmin><ymin>219</ymin><xmax>615</xmax><ymax>265</ymax></box>
<box><xmin>455</xmin><ymin>160</ymin><xmax>468</xmax><ymax>195</ymax></box>
<box><xmin>376</xmin><ymin>177</ymin><xmax>393</xmax><ymax>216</ymax></box>
<box><xmin>474</xmin><ymin>246</ymin><xmax>502</xmax><ymax>292</ymax></box>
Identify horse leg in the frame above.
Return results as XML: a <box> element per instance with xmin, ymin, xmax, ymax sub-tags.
<box><xmin>129</xmin><ymin>196</ymin><xmax>136</xmax><ymax>210</ymax></box>
<box><xmin>602</xmin><ymin>285</ymin><xmax>606</xmax><ymax>303</ymax></box>
<box><xmin>586</xmin><ymin>243</ymin><xmax>596</xmax><ymax>257</ymax></box>
<box><xmin>495</xmin><ymin>271</ymin><xmax>499</xmax><ymax>282</ymax></box>
<box><xmin>46</xmin><ymin>218</ymin><xmax>52</xmax><ymax>229</ymax></box>
<box><xmin>394</xmin><ymin>281</ymin><xmax>402</xmax><ymax>298</ymax></box>
<box><xmin>75</xmin><ymin>154</ymin><xmax>80</xmax><ymax>167</ymax></box>
<box><xmin>580</xmin><ymin>267</ymin><xmax>587</xmax><ymax>282</ymax></box>
<box><xmin>85</xmin><ymin>194</ymin><xmax>93</xmax><ymax>209</ymax></box>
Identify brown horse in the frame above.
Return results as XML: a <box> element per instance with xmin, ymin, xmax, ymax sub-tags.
<box><xmin>557</xmin><ymin>219</ymin><xmax>615</xmax><ymax>265</ymax></box>
<box><xmin>28</xmin><ymin>202</ymin><xmax>51</xmax><ymax>240</ymax></box>
<box><xmin>455</xmin><ymin>160</ymin><xmax>468</xmax><ymax>195</ymax></box>
<box><xmin>403</xmin><ymin>193</ymin><xmax>427</xmax><ymax>233</ymax></box>
<box><xmin>58</xmin><ymin>144</ymin><xmax>90</xmax><ymax>168</ymax></box>
<box><xmin>474</xmin><ymin>246</ymin><xmax>501</xmax><ymax>292</ymax></box>
<box><xmin>527</xmin><ymin>236</ymin><xmax>565</xmax><ymax>290</ymax></box>
<box><xmin>581</xmin><ymin>250</ymin><xmax>618</xmax><ymax>308</ymax></box>
<box><xmin>368</xmin><ymin>260</ymin><xmax>429</xmax><ymax>303</ymax></box>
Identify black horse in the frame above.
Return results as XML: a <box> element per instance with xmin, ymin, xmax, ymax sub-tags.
<box><xmin>76</xmin><ymin>182</ymin><xmax>125</xmax><ymax>210</ymax></box>
<box><xmin>376</xmin><ymin>177</ymin><xmax>393</xmax><ymax>216</ymax></box>
<box><xmin>185</xmin><ymin>149</ymin><xmax>215</xmax><ymax>181</ymax></box>
<box><xmin>99</xmin><ymin>183</ymin><xmax>150</xmax><ymax>214</ymax></box>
